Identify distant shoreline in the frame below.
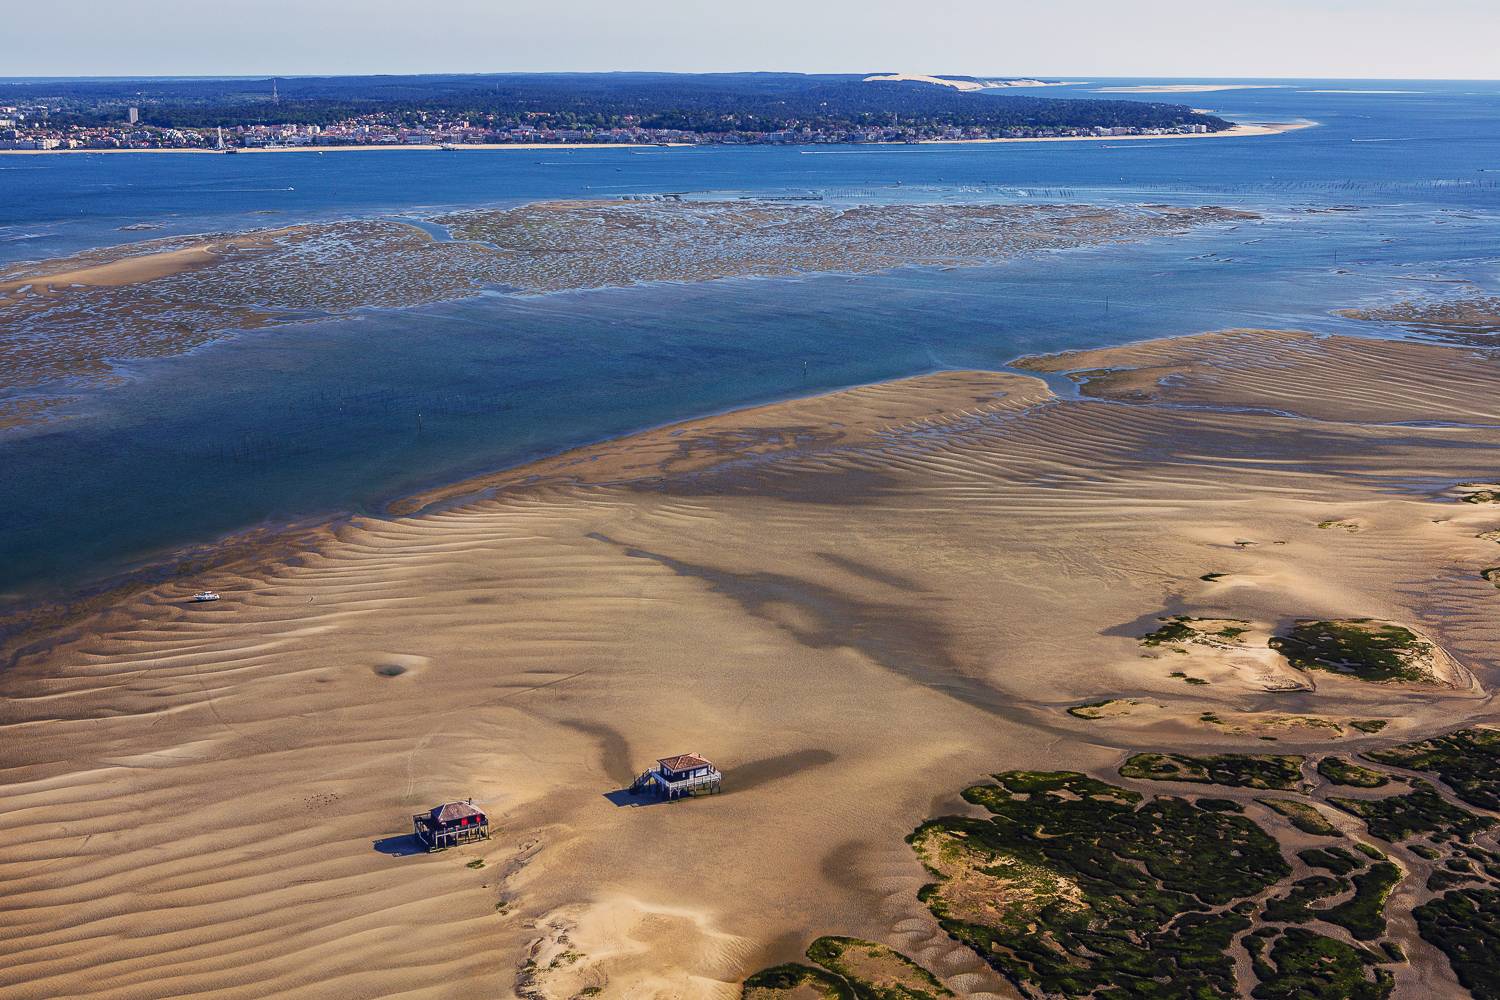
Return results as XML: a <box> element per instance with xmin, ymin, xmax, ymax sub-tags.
<box><xmin>1092</xmin><ymin>83</ymin><xmax>1293</xmax><ymax>94</ymax></box>
<box><xmin>0</xmin><ymin>122</ymin><xmax>1314</xmax><ymax>156</ymax></box>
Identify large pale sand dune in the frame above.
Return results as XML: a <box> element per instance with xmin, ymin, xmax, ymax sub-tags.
<box><xmin>3</xmin><ymin>333</ymin><xmax>1499</xmax><ymax>998</ymax></box>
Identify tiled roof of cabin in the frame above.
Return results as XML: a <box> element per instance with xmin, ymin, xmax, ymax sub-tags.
<box><xmin>658</xmin><ymin>753</ymin><xmax>713</xmax><ymax>773</ymax></box>
<box><xmin>430</xmin><ymin>801</ymin><xmax>485</xmax><ymax>824</ymax></box>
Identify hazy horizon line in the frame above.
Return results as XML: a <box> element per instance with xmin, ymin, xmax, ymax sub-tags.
<box><xmin>2</xmin><ymin>71</ymin><xmax>1498</xmax><ymax>84</ymax></box>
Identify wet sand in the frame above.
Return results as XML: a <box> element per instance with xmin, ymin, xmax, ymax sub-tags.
<box><xmin>2</xmin><ymin>331</ymin><xmax>1499</xmax><ymax>998</ymax></box>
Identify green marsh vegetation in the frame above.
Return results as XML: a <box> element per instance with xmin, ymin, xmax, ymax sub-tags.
<box><xmin>906</xmin><ymin>770</ymin><xmax>1288</xmax><ymax>997</ymax></box>
<box><xmin>1414</xmin><ymin>889</ymin><xmax>1500</xmax><ymax>1000</ymax></box>
<box><xmin>1317</xmin><ymin>757</ymin><xmax>1391</xmax><ymax>788</ymax></box>
<box><xmin>1427</xmin><ymin>856</ymin><xmax>1486</xmax><ymax>892</ymax></box>
<box><xmin>746</xmin><ymin>731</ymin><xmax>1500</xmax><ymax>998</ymax></box>
<box><xmin>1261</xmin><ymin>876</ymin><xmax>1347</xmax><ymax>923</ymax></box>
<box><xmin>1323</xmin><ymin>862</ymin><xmax>1403</xmax><ymax>940</ymax></box>
<box><xmin>1246</xmin><ymin>928</ymin><xmax>1394</xmax><ymax>1000</ymax></box>
<box><xmin>1365</xmin><ymin>728</ymin><xmax>1500</xmax><ymax>810</ymax></box>
<box><xmin>1328</xmin><ymin>782</ymin><xmax>1494</xmax><ymax>843</ymax></box>
<box><xmin>1119</xmin><ymin>752</ymin><xmax>1304</xmax><ymax>790</ymax></box>
<box><xmin>1299</xmin><ymin>845</ymin><xmax>1366</xmax><ymax>876</ymax></box>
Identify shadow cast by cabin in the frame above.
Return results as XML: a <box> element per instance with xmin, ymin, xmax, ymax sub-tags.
<box><xmin>603</xmin><ymin>788</ymin><xmax>674</xmax><ymax>808</ymax></box>
<box><xmin>372</xmin><ymin>833</ymin><xmax>427</xmax><ymax>857</ymax></box>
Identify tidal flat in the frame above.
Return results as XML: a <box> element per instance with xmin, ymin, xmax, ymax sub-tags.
<box><xmin>0</xmin><ymin>199</ymin><xmax>1251</xmax><ymax>428</ymax></box>
<box><xmin>5</xmin><ymin>330</ymin><xmax>1500</xmax><ymax>997</ymax></box>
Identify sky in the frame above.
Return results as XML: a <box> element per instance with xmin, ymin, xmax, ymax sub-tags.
<box><xmin>3</xmin><ymin>0</ymin><xmax>1497</xmax><ymax>80</ymax></box>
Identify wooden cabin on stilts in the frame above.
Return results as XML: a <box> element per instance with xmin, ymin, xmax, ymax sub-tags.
<box><xmin>632</xmin><ymin>753</ymin><xmax>723</xmax><ymax>800</ymax></box>
<box><xmin>413</xmin><ymin>799</ymin><xmax>489</xmax><ymax>851</ymax></box>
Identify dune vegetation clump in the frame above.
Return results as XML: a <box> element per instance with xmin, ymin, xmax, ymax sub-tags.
<box><xmin>742</xmin><ymin>936</ymin><xmax>951</xmax><ymax>1000</ymax></box>
<box><xmin>1269</xmin><ymin>620</ymin><xmax>1443</xmax><ymax>684</ymax></box>
<box><xmin>1458</xmin><ymin>483</ymin><xmax>1500</xmax><ymax>504</ymax></box>
<box><xmin>742</xmin><ymin>962</ymin><xmax>854</xmax><ymax>1000</ymax></box>
<box><xmin>1119</xmin><ymin>752</ymin><xmax>1304</xmax><ymax>790</ymax></box>
<box><xmin>1139</xmin><ymin>615</ymin><xmax>1250</xmax><ymax>649</ymax></box>
<box><xmin>804</xmin><ymin>937</ymin><xmax>953</xmax><ymax>1000</ymax></box>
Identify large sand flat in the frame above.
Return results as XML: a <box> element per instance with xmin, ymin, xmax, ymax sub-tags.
<box><xmin>3</xmin><ymin>331</ymin><xmax>1500</xmax><ymax>997</ymax></box>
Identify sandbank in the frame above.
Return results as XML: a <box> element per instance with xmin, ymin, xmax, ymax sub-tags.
<box><xmin>2</xmin><ymin>329</ymin><xmax>1498</xmax><ymax>997</ymax></box>
<box><xmin>0</xmin><ymin>227</ymin><xmax>305</xmax><ymax>295</ymax></box>
<box><xmin>0</xmin><ymin>201</ymin><xmax>1252</xmax><ymax>422</ymax></box>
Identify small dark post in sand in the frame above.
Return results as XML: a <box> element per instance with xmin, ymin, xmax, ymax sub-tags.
<box><xmin>413</xmin><ymin>799</ymin><xmax>489</xmax><ymax>851</ymax></box>
<box><xmin>632</xmin><ymin>753</ymin><xmax>723</xmax><ymax>800</ymax></box>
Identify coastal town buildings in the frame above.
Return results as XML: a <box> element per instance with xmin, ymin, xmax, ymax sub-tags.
<box><xmin>0</xmin><ymin>101</ymin><xmax>1222</xmax><ymax>151</ymax></box>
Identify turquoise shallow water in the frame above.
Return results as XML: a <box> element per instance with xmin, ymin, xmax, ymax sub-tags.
<box><xmin>1</xmin><ymin>79</ymin><xmax>1498</xmax><ymax>606</ymax></box>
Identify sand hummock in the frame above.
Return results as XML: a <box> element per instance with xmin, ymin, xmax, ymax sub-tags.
<box><xmin>2</xmin><ymin>330</ymin><xmax>1499</xmax><ymax>997</ymax></box>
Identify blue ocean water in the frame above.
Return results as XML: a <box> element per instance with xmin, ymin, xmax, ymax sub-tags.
<box><xmin>2</xmin><ymin>79</ymin><xmax>1499</xmax><ymax>606</ymax></box>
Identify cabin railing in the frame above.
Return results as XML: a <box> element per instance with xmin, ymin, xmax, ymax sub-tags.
<box><xmin>412</xmin><ymin>815</ymin><xmax>490</xmax><ymax>851</ymax></box>
<box><xmin>637</xmin><ymin>768</ymin><xmax>723</xmax><ymax>799</ymax></box>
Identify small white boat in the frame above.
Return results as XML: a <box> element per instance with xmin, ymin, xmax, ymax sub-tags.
<box><xmin>192</xmin><ymin>591</ymin><xmax>221</xmax><ymax>603</ymax></box>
